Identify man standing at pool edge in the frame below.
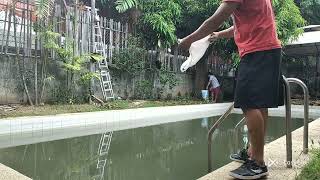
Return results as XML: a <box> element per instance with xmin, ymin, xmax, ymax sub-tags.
<box><xmin>179</xmin><ymin>0</ymin><xmax>282</xmax><ymax>179</ymax></box>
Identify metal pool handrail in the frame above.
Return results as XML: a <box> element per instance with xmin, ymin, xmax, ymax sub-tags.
<box><xmin>207</xmin><ymin>77</ymin><xmax>309</xmax><ymax>172</ymax></box>
<box><xmin>234</xmin><ymin>117</ymin><xmax>246</xmax><ymax>129</ymax></box>
<box><xmin>207</xmin><ymin>102</ymin><xmax>234</xmax><ymax>172</ymax></box>
<box><xmin>284</xmin><ymin>77</ymin><xmax>309</xmax><ymax>168</ymax></box>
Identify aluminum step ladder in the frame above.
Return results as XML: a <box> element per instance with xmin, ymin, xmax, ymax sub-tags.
<box><xmin>93</xmin><ymin>131</ymin><xmax>113</xmax><ymax>180</ymax></box>
<box><xmin>93</xmin><ymin>16</ymin><xmax>114</xmax><ymax>101</ymax></box>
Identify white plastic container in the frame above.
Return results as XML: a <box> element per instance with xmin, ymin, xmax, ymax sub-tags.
<box><xmin>201</xmin><ymin>90</ymin><xmax>209</xmax><ymax>100</ymax></box>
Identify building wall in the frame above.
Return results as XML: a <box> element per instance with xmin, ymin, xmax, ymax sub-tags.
<box><xmin>0</xmin><ymin>56</ymin><xmax>22</xmax><ymax>104</ymax></box>
<box><xmin>0</xmin><ymin>56</ymin><xmax>195</xmax><ymax>104</ymax></box>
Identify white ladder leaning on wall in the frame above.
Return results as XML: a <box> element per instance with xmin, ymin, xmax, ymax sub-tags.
<box><xmin>93</xmin><ymin>15</ymin><xmax>115</xmax><ymax>101</ymax></box>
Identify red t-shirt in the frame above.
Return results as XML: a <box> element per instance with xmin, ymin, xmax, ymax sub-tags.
<box><xmin>223</xmin><ymin>0</ymin><xmax>282</xmax><ymax>57</ymax></box>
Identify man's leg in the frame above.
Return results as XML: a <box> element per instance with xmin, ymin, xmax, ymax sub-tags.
<box><xmin>247</xmin><ymin>108</ymin><xmax>268</xmax><ymax>158</ymax></box>
<box><xmin>210</xmin><ymin>90</ymin><xmax>215</xmax><ymax>102</ymax></box>
<box><xmin>244</xmin><ymin>109</ymin><xmax>265</xmax><ymax>165</ymax></box>
<box><xmin>260</xmin><ymin>109</ymin><xmax>268</xmax><ymax>137</ymax></box>
<box><xmin>214</xmin><ymin>88</ymin><xmax>221</xmax><ymax>103</ymax></box>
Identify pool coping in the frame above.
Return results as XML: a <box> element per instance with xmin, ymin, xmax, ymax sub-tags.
<box><xmin>198</xmin><ymin>117</ymin><xmax>320</xmax><ymax>180</ymax></box>
<box><xmin>0</xmin><ymin>163</ymin><xmax>32</xmax><ymax>180</ymax></box>
<box><xmin>0</xmin><ymin>103</ymin><xmax>319</xmax><ymax>149</ymax></box>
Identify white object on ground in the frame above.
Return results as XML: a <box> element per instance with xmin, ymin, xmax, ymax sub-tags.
<box><xmin>201</xmin><ymin>90</ymin><xmax>209</xmax><ymax>100</ymax></box>
<box><xmin>180</xmin><ymin>35</ymin><xmax>213</xmax><ymax>72</ymax></box>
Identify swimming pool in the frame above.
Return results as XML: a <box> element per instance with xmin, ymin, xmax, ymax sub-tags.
<box><xmin>0</xmin><ymin>114</ymin><xmax>305</xmax><ymax>180</ymax></box>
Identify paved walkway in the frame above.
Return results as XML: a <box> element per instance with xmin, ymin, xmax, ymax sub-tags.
<box><xmin>198</xmin><ymin>118</ymin><xmax>320</xmax><ymax>180</ymax></box>
<box><xmin>0</xmin><ymin>163</ymin><xmax>31</xmax><ymax>180</ymax></box>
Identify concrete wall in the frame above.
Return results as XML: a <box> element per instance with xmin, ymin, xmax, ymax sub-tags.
<box><xmin>0</xmin><ymin>56</ymin><xmax>22</xmax><ymax>104</ymax></box>
<box><xmin>0</xmin><ymin>56</ymin><xmax>195</xmax><ymax>104</ymax></box>
<box><xmin>110</xmin><ymin>71</ymin><xmax>195</xmax><ymax>100</ymax></box>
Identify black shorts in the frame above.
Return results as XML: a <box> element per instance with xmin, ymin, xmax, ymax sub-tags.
<box><xmin>234</xmin><ymin>48</ymin><xmax>284</xmax><ymax>109</ymax></box>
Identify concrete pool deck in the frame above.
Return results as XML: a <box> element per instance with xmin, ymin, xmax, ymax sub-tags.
<box><xmin>0</xmin><ymin>103</ymin><xmax>319</xmax><ymax>148</ymax></box>
<box><xmin>198</xmin><ymin>118</ymin><xmax>320</xmax><ymax>180</ymax></box>
<box><xmin>0</xmin><ymin>163</ymin><xmax>31</xmax><ymax>180</ymax></box>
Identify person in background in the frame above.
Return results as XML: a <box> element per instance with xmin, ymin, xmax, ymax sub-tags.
<box><xmin>206</xmin><ymin>72</ymin><xmax>221</xmax><ymax>103</ymax></box>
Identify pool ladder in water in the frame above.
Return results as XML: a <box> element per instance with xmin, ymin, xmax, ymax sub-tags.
<box><xmin>207</xmin><ymin>76</ymin><xmax>310</xmax><ymax>172</ymax></box>
<box><xmin>93</xmin><ymin>131</ymin><xmax>113</xmax><ymax>180</ymax></box>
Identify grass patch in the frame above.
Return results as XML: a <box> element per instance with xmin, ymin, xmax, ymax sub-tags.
<box><xmin>0</xmin><ymin>99</ymin><xmax>206</xmax><ymax>119</ymax></box>
<box><xmin>297</xmin><ymin>149</ymin><xmax>320</xmax><ymax>180</ymax></box>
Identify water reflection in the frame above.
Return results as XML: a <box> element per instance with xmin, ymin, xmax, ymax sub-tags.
<box><xmin>201</xmin><ymin>117</ymin><xmax>209</xmax><ymax>129</ymax></box>
<box><xmin>0</xmin><ymin>115</ymin><xmax>304</xmax><ymax>180</ymax></box>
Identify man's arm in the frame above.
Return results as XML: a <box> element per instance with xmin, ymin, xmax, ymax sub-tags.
<box><xmin>179</xmin><ymin>2</ymin><xmax>239</xmax><ymax>50</ymax></box>
<box><xmin>206</xmin><ymin>81</ymin><xmax>211</xmax><ymax>89</ymax></box>
<box><xmin>217</xmin><ymin>26</ymin><xmax>234</xmax><ymax>38</ymax></box>
<box><xmin>209</xmin><ymin>26</ymin><xmax>234</xmax><ymax>42</ymax></box>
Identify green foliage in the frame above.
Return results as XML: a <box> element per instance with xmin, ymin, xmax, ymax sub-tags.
<box><xmin>298</xmin><ymin>0</ymin><xmax>320</xmax><ymax>24</ymax></box>
<box><xmin>112</xmin><ymin>0</ymin><xmax>305</xmax><ymax>67</ymax></box>
<box><xmin>159</xmin><ymin>68</ymin><xmax>179</xmax><ymax>89</ymax></box>
<box><xmin>51</xmin><ymin>86</ymin><xmax>75</xmax><ymax>104</ymax></box>
<box><xmin>273</xmin><ymin>0</ymin><xmax>306</xmax><ymax>45</ymax></box>
<box><xmin>80</xmin><ymin>72</ymin><xmax>101</xmax><ymax>85</ymax></box>
<box><xmin>91</xmin><ymin>53</ymin><xmax>105</xmax><ymax>62</ymax></box>
<box><xmin>111</xmin><ymin>0</ymin><xmax>182</xmax><ymax>47</ymax></box>
<box><xmin>231</xmin><ymin>52</ymin><xmax>240</xmax><ymax>68</ymax></box>
<box><xmin>34</xmin><ymin>0</ymin><xmax>55</xmax><ymax>19</ymax></box>
<box><xmin>110</xmin><ymin>37</ymin><xmax>180</xmax><ymax>99</ymax></box>
<box><xmin>139</xmin><ymin>0</ymin><xmax>182</xmax><ymax>47</ymax></box>
<box><xmin>110</xmin><ymin>36</ymin><xmax>147</xmax><ymax>75</ymax></box>
<box><xmin>176</xmin><ymin>0</ymin><xmax>222</xmax><ymax>37</ymax></box>
<box><xmin>40</xmin><ymin>30</ymin><xmax>101</xmax><ymax>84</ymax></box>
<box><xmin>115</xmin><ymin>0</ymin><xmax>139</xmax><ymax>13</ymax></box>
<box><xmin>297</xmin><ymin>149</ymin><xmax>320</xmax><ymax>180</ymax></box>
<box><xmin>38</xmin><ymin>27</ymin><xmax>102</xmax><ymax>103</ymax></box>
<box><xmin>134</xmin><ymin>80</ymin><xmax>153</xmax><ymax>99</ymax></box>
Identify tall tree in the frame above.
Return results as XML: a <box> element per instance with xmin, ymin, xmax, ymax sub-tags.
<box><xmin>106</xmin><ymin>0</ymin><xmax>305</xmax><ymax>97</ymax></box>
<box><xmin>299</xmin><ymin>0</ymin><xmax>320</xmax><ymax>25</ymax></box>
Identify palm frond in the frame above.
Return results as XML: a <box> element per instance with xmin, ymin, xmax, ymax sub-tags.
<box><xmin>34</xmin><ymin>0</ymin><xmax>55</xmax><ymax>19</ymax></box>
<box><xmin>115</xmin><ymin>0</ymin><xmax>138</xmax><ymax>13</ymax></box>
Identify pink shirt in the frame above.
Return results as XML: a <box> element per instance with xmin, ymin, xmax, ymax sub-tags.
<box><xmin>223</xmin><ymin>0</ymin><xmax>282</xmax><ymax>57</ymax></box>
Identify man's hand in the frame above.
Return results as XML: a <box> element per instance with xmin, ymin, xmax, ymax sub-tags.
<box><xmin>209</xmin><ymin>32</ymin><xmax>220</xmax><ymax>43</ymax></box>
<box><xmin>178</xmin><ymin>2</ymin><xmax>239</xmax><ymax>50</ymax></box>
<box><xmin>178</xmin><ymin>37</ymin><xmax>194</xmax><ymax>50</ymax></box>
<box><xmin>179</xmin><ymin>32</ymin><xmax>219</xmax><ymax>50</ymax></box>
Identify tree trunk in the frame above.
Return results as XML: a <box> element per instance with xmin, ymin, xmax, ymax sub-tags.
<box><xmin>89</xmin><ymin>0</ymin><xmax>96</xmax><ymax>103</ymax></box>
<box><xmin>194</xmin><ymin>57</ymin><xmax>208</xmax><ymax>98</ymax></box>
<box><xmin>4</xmin><ymin>7</ymin><xmax>12</xmax><ymax>55</ymax></box>
<box><xmin>316</xmin><ymin>56</ymin><xmax>320</xmax><ymax>98</ymax></box>
<box><xmin>34</xmin><ymin>23</ymin><xmax>38</xmax><ymax>105</ymax></box>
<box><xmin>1</xmin><ymin>7</ymin><xmax>8</xmax><ymax>53</ymax></box>
<box><xmin>40</xmin><ymin>51</ymin><xmax>47</xmax><ymax>103</ymax></box>
<box><xmin>193</xmin><ymin>46</ymin><xmax>215</xmax><ymax>98</ymax></box>
<box><xmin>71</xmin><ymin>0</ymin><xmax>79</xmax><ymax>98</ymax></box>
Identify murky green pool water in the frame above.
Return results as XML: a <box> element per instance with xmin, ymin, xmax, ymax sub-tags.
<box><xmin>0</xmin><ymin>114</ymin><xmax>304</xmax><ymax>180</ymax></box>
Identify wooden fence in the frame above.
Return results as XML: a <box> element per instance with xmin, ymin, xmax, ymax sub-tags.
<box><xmin>0</xmin><ymin>2</ymin><xmax>189</xmax><ymax>73</ymax></box>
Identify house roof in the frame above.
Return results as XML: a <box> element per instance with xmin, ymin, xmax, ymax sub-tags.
<box><xmin>0</xmin><ymin>0</ymin><xmax>36</xmax><ymax>22</ymax></box>
<box><xmin>284</xmin><ymin>25</ymin><xmax>320</xmax><ymax>56</ymax></box>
